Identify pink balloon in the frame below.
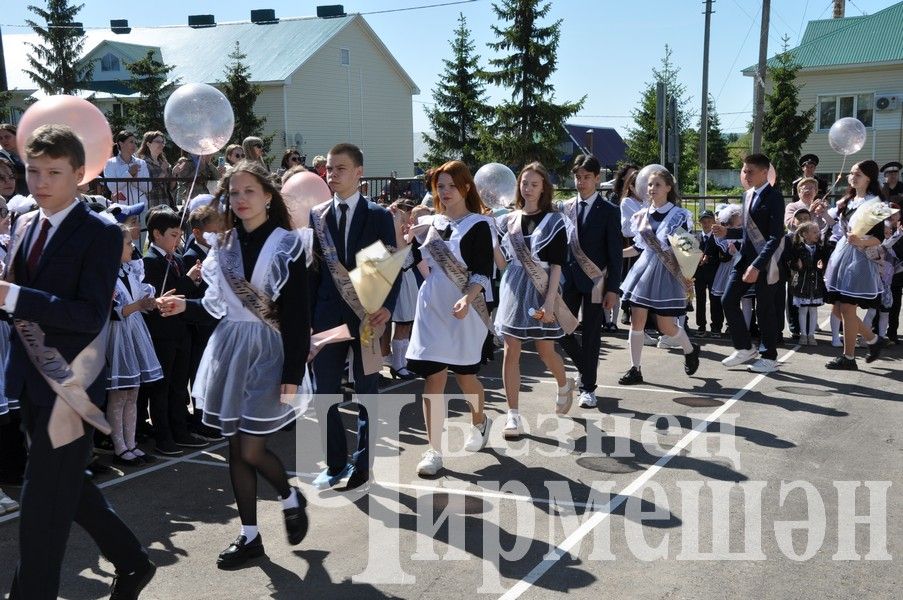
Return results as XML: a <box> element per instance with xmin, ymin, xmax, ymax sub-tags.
<box><xmin>281</xmin><ymin>171</ymin><xmax>331</xmax><ymax>228</ymax></box>
<box><xmin>16</xmin><ymin>95</ymin><xmax>113</xmax><ymax>185</ymax></box>
<box><xmin>768</xmin><ymin>165</ymin><xmax>777</xmax><ymax>186</ymax></box>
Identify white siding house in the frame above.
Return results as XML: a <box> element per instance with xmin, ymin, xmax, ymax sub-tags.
<box><xmin>2</xmin><ymin>14</ymin><xmax>419</xmax><ymax>176</ymax></box>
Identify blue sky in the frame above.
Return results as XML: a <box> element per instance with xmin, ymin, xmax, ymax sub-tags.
<box><xmin>2</xmin><ymin>0</ymin><xmax>897</xmax><ymax>138</ymax></box>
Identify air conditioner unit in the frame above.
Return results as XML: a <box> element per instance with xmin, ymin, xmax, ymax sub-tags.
<box><xmin>875</xmin><ymin>95</ymin><xmax>899</xmax><ymax>111</ymax></box>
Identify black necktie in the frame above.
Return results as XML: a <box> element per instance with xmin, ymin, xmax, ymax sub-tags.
<box><xmin>577</xmin><ymin>200</ymin><xmax>588</xmax><ymax>238</ymax></box>
<box><xmin>26</xmin><ymin>219</ymin><xmax>52</xmax><ymax>278</ymax></box>
<box><xmin>750</xmin><ymin>192</ymin><xmax>759</xmax><ymax>212</ymax></box>
<box><xmin>338</xmin><ymin>203</ymin><xmax>349</xmax><ymax>264</ymax></box>
<box><xmin>165</xmin><ymin>253</ymin><xmax>181</xmax><ymax>277</ymax></box>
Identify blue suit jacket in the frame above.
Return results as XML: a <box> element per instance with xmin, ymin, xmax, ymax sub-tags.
<box><xmin>309</xmin><ymin>197</ymin><xmax>400</xmax><ymax>334</ymax></box>
<box><xmin>560</xmin><ymin>195</ymin><xmax>623</xmax><ymax>295</ymax></box>
<box><xmin>726</xmin><ymin>184</ymin><xmax>786</xmax><ymax>272</ymax></box>
<box><xmin>3</xmin><ymin>202</ymin><xmax>122</xmax><ymax>408</ymax></box>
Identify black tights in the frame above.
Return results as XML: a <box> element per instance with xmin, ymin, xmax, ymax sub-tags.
<box><xmin>228</xmin><ymin>433</ymin><xmax>291</xmax><ymax>526</ymax></box>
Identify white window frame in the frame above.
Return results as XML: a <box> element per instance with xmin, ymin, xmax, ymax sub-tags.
<box><xmin>816</xmin><ymin>92</ymin><xmax>875</xmax><ymax>130</ymax></box>
<box><xmin>340</xmin><ymin>48</ymin><xmax>350</xmax><ymax>66</ymax></box>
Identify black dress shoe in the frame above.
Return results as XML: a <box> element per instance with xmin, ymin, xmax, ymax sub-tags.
<box><xmin>826</xmin><ymin>356</ymin><xmax>858</xmax><ymax>370</ymax></box>
<box><xmin>110</xmin><ymin>559</ymin><xmax>156</xmax><ymax>600</ymax></box>
<box><xmin>344</xmin><ymin>465</ymin><xmax>370</xmax><ymax>490</ymax></box>
<box><xmin>684</xmin><ymin>343</ymin><xmax>701</xmax><ymax>376</ymax></box>
<box><xmin>113</xmin><ymin>452</ymin><xmax>143</xmax><ymax>468</ymax></box>
<box><xmin>283</xmin><ymin>487</ymin><xmax>309</xmax><ymax>545</ymax></box>
<box><xmin>618</xmin><ymin>366</ymin><xmax>643</xmax><ymax>385</ymax></box>
<box><xmin>865</xmin><ymin>337</ymin><xmax>884</xmax><ymax>363</ymax></box>
<box><xmin>154</xmin><ymin>440</ymin><xmax>183</xmax><ymax>456</ymax></box>
<box><xmin>174</xmin><ymin>434</ymin><xmax>208</xmax><ymax>448</ymax></box>
<box><xmin>217</xmin><ymin>534</ymin><xmax>265</xmax><ymax>570</ymax></box>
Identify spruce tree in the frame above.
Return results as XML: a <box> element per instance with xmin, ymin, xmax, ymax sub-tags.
<box><xmin>624</xmin><ymin>47</ymin><xmax>694</xmax><ymax>189</ymax></box>
<box><xmin>762</xmin><ymin>38</ymin><xmax>815</xmax><ymax>194</ymax></box>
<box><xmin>220</xmin><ymin>42</ymin><xmax>267</xmax><ymax>146</ymax></box>
<box><xmin>120</xmin><ymin>50</ymin><xmax>177</xmax><ymax>138</ymax></box>
<box><xmin>423</xmin><ymin>13</ymin><xmax>489</xmax><ymax>171</ymax></box>
<box><xmin>480</xmin><ymin>0</ymin><xmax>583</xmax><ymax>172</ymax></box>
<box><xmin>25</xmin><ymin>0</ymin><xmax>92</xmax><ymax>95</ymax></box>
<box><xmin>704</xmin><ymin>95</ymin><xmax>731</xmax><ymax>169</ymax></box>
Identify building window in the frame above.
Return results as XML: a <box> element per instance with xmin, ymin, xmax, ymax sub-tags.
<box><xmin>112</xmin><ymin>103</ymin><xmax>124</xmax><ymax>117</ymax></box>
<box><xmin>100</xmin><ymin>52</ymin><xmax>121</xmax><ymax>72</ymax></box>
<box><xmin>818</xmin><ymin>93</ymin><xmax>874</xmax><ymax>129</ymax></box>
<box><xmin>340</xmin><ymin>48</ymin><xmax>350</xmax><ymax>66</ymax></box>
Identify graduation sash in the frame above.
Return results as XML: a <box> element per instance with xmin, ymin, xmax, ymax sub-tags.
<box><xmin>310</xmin><ymin>203</ymin><xmax>384</xmax><ymax>375</ymax></box>
<box><xmin>637</xmin><ymin>208</ymin><xmax>692</xmax><ymax>293</ymax></box>
<box><xmin>507</xmin><ymin>212</ymin><xmax>578</xmax><ymax>334</ymax></box>
<box><xmin>742</xmin><ymin>189</ymin><xmax>784</xmax><ymax>285</ymax></box>
<box><xmin>422</xmin><ymin>218</ymin><xmax>493</xmax><ymax>331</ymax></box>
<box><xmin>563</xmin><ymin>198</ymin><xmax>608</xmax><ymax>303</ymax></box>
<box><xmin>217</xmin><ymin>230</ymin><xmax>280</xmax><ymax>333</ymax></box>
<box><xmin>5</xmin><ymin>213</ymin><xmax>111</xmax><ymax>449</ymax></box>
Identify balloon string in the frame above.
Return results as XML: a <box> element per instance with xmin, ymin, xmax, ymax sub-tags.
<box><xmin>160</xmin><ymin>158</ymin><xmax>202</xmax><ymax>294</ymax></box>
<box><xmin>825</xmin><ymin>155</ymin><xmax>849</xmax><ymax>203</ymax></box>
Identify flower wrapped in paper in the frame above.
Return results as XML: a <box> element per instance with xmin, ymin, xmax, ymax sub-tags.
<box><xmin>849</xmin><ymin>198</ymin><xmax>898</xmax><ymax>237</ymax></box>
<box><xmin>348</xmin><ymin>241</ymin><xmax>411</xmax><ymax>344</ymax></box>
<box><xmin>666</xmin><ymin>227</ymin><xmax>704</xmax><ymax>280</ymax></box>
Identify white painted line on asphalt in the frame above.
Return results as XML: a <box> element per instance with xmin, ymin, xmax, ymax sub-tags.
<box><xmin>498</xmin><ymin>344</ymin><xmax>800</xmax><ymax>600</ymax></box>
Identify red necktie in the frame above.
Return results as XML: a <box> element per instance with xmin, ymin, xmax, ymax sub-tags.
<box><xmin>26</xmin><ymin>218</ymin><xmax>52</xmax><ymax>278</ymax></box>
<box><xmin>165</xmin><ymin>253</ymin><xmax>181</xmax><ymax>277</ymax></box>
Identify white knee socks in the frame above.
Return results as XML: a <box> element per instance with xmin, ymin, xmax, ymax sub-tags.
<box><xmin>106</xmin><ymin>390</ymin><xmax>128</xmax><ymax>456</ymax></box>
<box><xmin>878</xmin><ymin>312</ymin><xmax>889</xmax><ymax>337</ymax></box>
<box><xmin>831</xmin><ymin>313</ymin><xmax>841</xmax><ymax>344</ymax></box>
<box><xmin>628</xmin><ymin>331</ymin><xmax>644</xmax><ymax>368</ymax></box>
<box><xmin>798</xmin><ymin>306</ymin><xmax>817</xmax><ymax>336</ymax></box>
<box><xmin>672</xmin><ymin>327</ymin><xmax>694</xmax><ymax>353</ymax></box>
<box><xmin>391</xmin><ymin>339</ymin><xmax>409</xmax><ymax>371</ymax></box>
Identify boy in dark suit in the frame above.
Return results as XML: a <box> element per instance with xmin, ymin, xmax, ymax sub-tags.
<box><xmin>693</xmin><ymin>210</ymin><xmax>723</xmax><ymax>337</ymax></box>
<box><xmin>557</xmin><ymin>154</ymin><xmax>622</xmax><ymax>408</ymax></box>
<box><xmin>1</xmin><ymin>124</ymin><xmax>154</xmax><ymax>599</ymax></box>
<box><xmin>309</xmin><ymin>143</ymin><xmax>399</xmax><ymax>490</ymax></box>
<box><xmin>140</xmin><ymin>207</ymin><xmax>207</xmax><ymax>455</ymax></box>
<box><xmin>714</xmin><ymin>154</ymin><xmax>786</xmax><ymax>373</ymax></box>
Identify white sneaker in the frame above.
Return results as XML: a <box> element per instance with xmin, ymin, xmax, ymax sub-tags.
<box><xmin>656</xmin><ymin>335</ymin><xmax>682</xmax><ymax>350</ymax></box>
<box><xmin>0</xmin><ymin>490</ymin><xmax>19</xmax><ymax>515</ymax></box>
<box><xmin>555</xmin><ymin>378</ymin><xmax>575</xmax><ymax>415</ymax></box>
<box><xmin>722</xmin><ymin>347</ymin><xmax>758</xmax><ymax>366</ymax></box>
<box><xmin>463</xmin><ymin>417</ymin><xmax>491</xmax><ymax>452</ymax></box>
<box><xmin>416</xmin><ymin>449</ymin><xmax>443</xmax><ymax>476</ymax></box>
<box><xmin>643</xmin><ymin>332</ymin><xmax>658</xmax><ymax>346</ymax></box>
<box><xmin>578</xmin><ymin>391</ymin><xmax>598</xmax><ymax>408</ymax></box>
<box><xmin>747</xmin><ymin>358</ymin><xmax>778</xmax><ymax>373</ymax></box>
<box><xmin>503</xmin><ymin>413</ymin><xmax>523</xmax><ymax>439</ymax></box>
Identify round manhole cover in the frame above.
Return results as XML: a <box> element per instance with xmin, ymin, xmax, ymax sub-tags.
<box><xmin>576</xmin><ymin>456</ymin><xmax>640</xmax><ymax>474</ymax></box>
<box><xmin>425</xmin><ymin>493</ymin><xmax>488</xmax><ymax>515</ymax></box>
<box><xmin>673</xmin><ymin>396</ymin><xmax>725</xmax><ymax>408</ymax></box>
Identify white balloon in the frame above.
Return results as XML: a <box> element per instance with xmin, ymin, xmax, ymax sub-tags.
<box><xmin>474</xmin><ymin>163</ymin><xmax>518</xmax><ymax>210</ymax></box>
<box><xmin>634</xmin><ymin>163</ymin><xmax>666</xmax><ymax>202</ymax></box>
<box><xmin>828</xmin><ymin>117</ymin><xmax>867</xmax><ymax>156</ymax></box>
<box><xmin>164</xmin><ymin>83</ymin><xmax>234</xmax><ymax>155</ymax></box>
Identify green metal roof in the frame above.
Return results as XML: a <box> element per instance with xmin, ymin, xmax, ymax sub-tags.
<box><xmin>5</xmin><ymin>15</ymin><xmax>418</xmax><ymax>92</ymax></box>
<box><xmin>743</xmin><ymin>1</ymin><xmax>903</xmax><ymax>74</ymax></box>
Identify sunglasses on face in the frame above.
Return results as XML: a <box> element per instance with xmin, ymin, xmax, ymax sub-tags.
<box><xmin>233</xmin><ymin>153</ymin><xmax>245</xmax><ymax>159</ymax></box>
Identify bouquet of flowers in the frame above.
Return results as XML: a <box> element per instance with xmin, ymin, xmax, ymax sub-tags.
<box><xmin>849</xmin><ymin>198</ymin><xmax>898</xmax><ymax>237</ymax></box>
<box><xmin>667</xmin><ymin>227</ymin><xmax>704</xmax><ymax>280</ymax></box>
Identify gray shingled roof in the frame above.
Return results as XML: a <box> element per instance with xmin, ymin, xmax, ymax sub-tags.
<box><xmin>4</xmin><ymin>15</ymin><xmax>417</xmax><ymax>92</ymax></box>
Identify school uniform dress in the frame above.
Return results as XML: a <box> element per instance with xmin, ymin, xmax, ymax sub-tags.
<box><xmin>392</xmin><ymin>246</ymin><xmax>421</xmax><ymax>323</ymax></box>
<box><xmin>619</xmin><ymin>203</ymin><xmax>692</xmax><ymax>316</ymax></box>
<box><xmin>495</xmin><ymin>211</ymin><xmax>568</xmax><ymax>339</ymax></box>
<box><xmin>619</xmin><ymin>196</ymin><xmax>646</xmax><ymax>297</ymax></box>
<box><xmin>190</xmin><ymin>221</ymin><xmax>311</xmax><ymax>436</ymax></box>
<box><xmin>824</xmin><ymin>196</ymin><xmax>883</xmax><ymax>309</ymax></box>
<box><xmin>107</xmin><ymin>261</ymin><xmax>163</xmax><ymax>389</ymax></box>
<box><xmin>406</xmin><ymin>213</ymin><xmax>494</xmax><ymax>376</ymax></box>
<box><xmin>787</xmin><ymin>242</ymin><xmax>827</xmax><ymax>307</ymax></box>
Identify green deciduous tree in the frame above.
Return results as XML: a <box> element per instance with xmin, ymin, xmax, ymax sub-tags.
<box><xmin>423</xmin><ymin>13</ymin><xmax>490</xmax><ymax>172</ymax></box>
<box><xmin>480</xmin><ymin>0</ymin><xmax>583</xmax><ymax>173</ymax></box>
<box><xmin>762</xmin><ymin>38</ymin><xmax>815</xmax><ymax>194</ymax></box>
<box><xmin>25</xmin><ymin>0</ymin><xmax>92</xmax><ymax>94</ymax></box>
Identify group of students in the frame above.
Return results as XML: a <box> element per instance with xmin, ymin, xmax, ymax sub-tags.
<box><xmin>0</xmin><ymin>121</ymin><xmax>896</xmax><ymax>599</ymax></box>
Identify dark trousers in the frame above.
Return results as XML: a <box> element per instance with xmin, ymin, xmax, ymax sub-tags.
<box><xmin>723</xmin><ymin>267</ymin><xmax>780</xmax><ymax>360</ymax></box>
<box><xmin>10</xmin><ymin>399</ymin><xmax>146</xmax><ymax>600</ymax></box>
<box><xmin>889</xmin><ymin>281</ymin><xmax>902</xmax><ymax>340</ymax></box>
<box><xmin>0</xmin><ymin>413</ymin><xmax>27</xmax><ymax>482</ymax></box>
<box><xmin>558</xmin><ymin>289</ymin><xmax>604</xmax><ymax>393</ymax></box>
<box><xmin>693</xmin><ymin>274</ymin><xmax>723</xmax><ymax>332</ymax></box>
<box><xmin>144</xmin><ymin>335</ymin><xmax>191</xmax><ymax>444</ymax></box>
<box><xmin>786</xmin><ymin>284</ymin><xmax>799</xmax><ymax>335</ymax></box>
<box><xmin>312</xmin><ymin>338</ymin><xmax>377</xmax><ymax>476</ymax></box>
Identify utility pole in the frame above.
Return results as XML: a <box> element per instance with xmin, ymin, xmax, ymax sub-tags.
<box><xmin>656</xmin><ymin>82</ymin><xmax>667</xmax><ymax>165</ymax></box>
<box><xmin>751</xmin><ymin>0</ymin><xmax>770</xmax><ymax>153</ymax></box>
<box><xmin>0</xmin><ymin>25</ymin><xmax>7</xmax><ymax>93</ymax></box>
<box><xmin>698</xmin><ymin>0</ymin><xmax>714</xmax><ymax>196</ymax></box>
